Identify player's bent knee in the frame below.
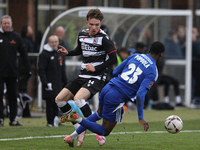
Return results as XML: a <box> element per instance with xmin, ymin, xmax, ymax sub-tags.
<box><xmin>55</xmin><ymin>96</ymin><xmax>64</xmax><ymax>102</ymax></box>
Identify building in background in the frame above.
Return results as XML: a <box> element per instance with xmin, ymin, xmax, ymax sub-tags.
<box><xmin>0</xmin><ymin>0</ymin><xmax>199</xmax><ymax>45</ymax></box>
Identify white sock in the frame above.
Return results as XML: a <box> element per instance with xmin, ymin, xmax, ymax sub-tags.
<box><xmin>70</xmin><ymin>131</ymin><xmax>79</xmax><ymax>140</ymax></box>
<box><xmin>75</xmin><ymin>117</ymin><xmax>82</xmax><ymax>123</ymax></box>
<box><xmin>73</xmin><ymin>123</ymin><xmax>80</xmax><ymax>129</ymax></box>
<box><xmin>164</xmin><ymin>96</ymin><xmax>169</xmax><ymax>103</ymax></box>
<box><xmin>175</xmin><ymin>95</ymin><xmax>181</xmax><ymax>103</ymax></box>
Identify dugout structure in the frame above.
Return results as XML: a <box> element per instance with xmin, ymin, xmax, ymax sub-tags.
<box><xmin>38</xmin><ymin>6</ymin><xmax>192</xmax><ymax>110</ymax></box>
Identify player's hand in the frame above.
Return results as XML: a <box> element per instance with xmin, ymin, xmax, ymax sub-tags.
<box><xmin>85</xmin><ymin>64</ymin><xmax>95</xmax><ymax>72</ymax></box>
<box><xmin>139</xmin><ymin>119</ymin><xmax>149</xmax><ymax>132</ymax></box>
<box><xmin>57</xmin><ymin>45</ymin><xmax>68</xmax><ymax>56</ymax></box>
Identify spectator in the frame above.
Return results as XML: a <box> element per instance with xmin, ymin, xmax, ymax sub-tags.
<box><xmin>117</xmin><ymin>47</ymin><xmax>130</xmax><ymax>66</ymax></box>
<box><xmin>177</xmin><ymin>25</ymin><xmax>186</xmax><ymax>56</ymax></box>
<box><xmin>164</xmin><ymin>30</ymin><xmax>183</xmax><ymax>59</ymax></box>
<box><xmin>18</xmin><ymin>25</ymin><xmax>35</xmax><ymax>118</ymax></box>
<box><xmin>38</xmin><ymin>35</ymin><xmax>67</xmax><ymax>127</ymax></box>
<box><xmin>54</xmin><ymin>26</ymin><xmax>69</xmax><ymax>50</ymax></box>
<box><xmin>21</xmin><ymin>25</ymin><xmax>35</xmax><ymax>53</ymax></box>
<box><xmin>153</xmin><ymin>57</ymin><xmax>183</xmax><ymax>107</ymax></box>
<box><xmin>0</xmin><ymin>15</ymin><xmax>31</xmax><ymax>126</ymax></box>
<box><xmin>18</xmin><ymin>25</ymin><xmax>35</xmax><ymax>93</ymax></box>
<box><xmin>135</xmin><ymin>42</ymin><xmax>148</xmax><ymax>54</ymax></box>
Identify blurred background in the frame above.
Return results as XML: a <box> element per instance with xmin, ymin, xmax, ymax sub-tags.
<box><xmin>1</xmin><ymin>0</ymin><xmax>200</xmax><ymax>114</ymax></box>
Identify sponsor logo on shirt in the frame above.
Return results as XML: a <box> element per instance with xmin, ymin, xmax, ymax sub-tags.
<box><xmin>81</xmin><ymin>43</ymin><xmax>97</xmax><ymax>51</ymax></box>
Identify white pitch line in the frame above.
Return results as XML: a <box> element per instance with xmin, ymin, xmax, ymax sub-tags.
<box><xmin>0</xmin><ymin>130</ymin><xmax>200</xmax><ymax>141</ymax></box>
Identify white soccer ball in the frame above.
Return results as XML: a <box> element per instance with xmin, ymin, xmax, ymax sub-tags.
<box><xmin>164</xmin><ymin>115</ymin><xmax>183</xmax><ymax>134</ymax></box>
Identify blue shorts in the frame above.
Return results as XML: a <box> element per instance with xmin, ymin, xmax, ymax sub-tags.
<box><xmin>99</xmin><ymin>83</ymin><xmax>126</xmax><ymax>122</ymax></box>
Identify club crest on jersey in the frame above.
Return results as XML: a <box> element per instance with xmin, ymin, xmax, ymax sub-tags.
<box><xmin>58</xmin><ymin>56</ymin><xmax>63</xmax><ymax>66</ymax></box>
<box><xmin>93</xmin><ymin>38</ymin><xmax>97</xmax><ymax>43</ymax></box>
<box><xmin>10</xmin><ymin>40</ymin><xmax>16</xmax><ymax>44</ymax></box>
<box><xmin>149</xmin><ymin>82</ymin><xmax>154</xmax><ymax>88</ymax></box>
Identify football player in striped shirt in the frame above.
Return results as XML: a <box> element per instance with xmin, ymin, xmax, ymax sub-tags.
<box><xmin>56</xmin><ymin>8</ymin><xmax>117</xmax><ymax>146</ymax></box>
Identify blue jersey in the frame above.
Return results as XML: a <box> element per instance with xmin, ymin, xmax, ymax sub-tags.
<box><xmin>110</xmin><ymin>53</ymin><xmax>158</xmax><ymax>119</ymax></box>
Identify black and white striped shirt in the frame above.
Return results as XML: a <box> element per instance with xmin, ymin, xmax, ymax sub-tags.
<box><xmin>68</xmin><ymin>29</ymin><xmax>117</xmax><ymax>80</ymax></box>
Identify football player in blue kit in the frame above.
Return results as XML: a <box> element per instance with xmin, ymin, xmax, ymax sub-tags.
<box><xmin>61</xmin><ymin>41</ymin><xmax>165</xmax><ymax>147</ymax></box>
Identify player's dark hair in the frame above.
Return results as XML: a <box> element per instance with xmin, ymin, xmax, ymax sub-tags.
<box><xmin>149</xmin><ymin>41</ymin><xmax>165</xmax><ymax>54</ymax></box>
<box><xmin>86</xmin><ymin>9</ymin><xmax>104</xmax><ymax>21</ymax></box>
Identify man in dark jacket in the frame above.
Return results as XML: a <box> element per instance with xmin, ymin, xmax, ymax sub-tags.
<box><xmin>38</xmin><ymin>35</ymin><xmax>67</xmax><ymax>127</ymax></box>
<box><xmin>0</xmin><ymin>15</ymin><xmax>31</xmax><ymax>126</ymax></box>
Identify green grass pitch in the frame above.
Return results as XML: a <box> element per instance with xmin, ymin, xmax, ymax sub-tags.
<box><xmin>0</xmin><ymin>108</ymin><xmax>200</xmax><ymax>150</ymax></box>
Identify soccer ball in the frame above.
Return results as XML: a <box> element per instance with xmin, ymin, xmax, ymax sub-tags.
<box><xmin>164</xmin><ymin>115</ymin><xmax>183</xmax><ymax>134</ymax></box>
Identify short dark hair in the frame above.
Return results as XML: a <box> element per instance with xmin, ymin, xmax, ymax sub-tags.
<box><xmin>86</xmin><ymin>9</ymin><xmax>104</xmax><ymax>21</ymax></box>
<box><xmin>149</xmin><ymin>41</ymin><xmax>165</xmax><ymax>54</ymax></box>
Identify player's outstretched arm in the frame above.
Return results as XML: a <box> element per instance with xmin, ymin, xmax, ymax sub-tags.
<box><xmin>57</xmin><ymin>45</ymin><xmax>68</xmax><ymax>56</ymax></box>
<box><xmin>139</xmin><ymin>119</ymin><xmax>149</xmax><ymax>131</ymax></box>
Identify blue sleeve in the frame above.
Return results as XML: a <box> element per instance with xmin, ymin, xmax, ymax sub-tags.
<box><xmin>135</xmin><ymin>85</ymin><xmax>148</xmax><ymax>119</ymax></box>
<box><xmin>113</xmin><ymin>57</ymin><xmax>129</xmax><ymax>76</ymax></box>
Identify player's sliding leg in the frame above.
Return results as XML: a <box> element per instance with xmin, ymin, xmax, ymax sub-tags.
<box><xmin>66</xmin><ymin>111</ymin><xmax>106</xmax><ymax>135</ymax></box>
<box><xmin>64</xmin><ymin>110</ymin><xmax>117</xmax><ymax>147</ymax></box>
<box><xmin>64</xmin><ymin>111</ymin><xmax>107</xmax><ymax>146</ymax></box>
<box><xmin>74</xmin><ymin>99</ymin><xmax>106</xmax><ymax>146</ymax></box>
<box><xmin>56</xmin><ymin>100</ymin><xmax>85</xmax><ymax>146</ymax></box>
<box><xmin>73</xmin><ymin>99</ymin><xmax>91</xmax><ymax>146</ymax></box>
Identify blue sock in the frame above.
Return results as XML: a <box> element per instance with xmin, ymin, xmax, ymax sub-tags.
<box><xmin>79</xmin><ymin>118</ymin><xmax>105</xmax><ymax>135</ymax></box>
<box><xmin>76</xmin><ymin>111</ymin><xmax>103</xmax><ymax>134</ymax></box>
